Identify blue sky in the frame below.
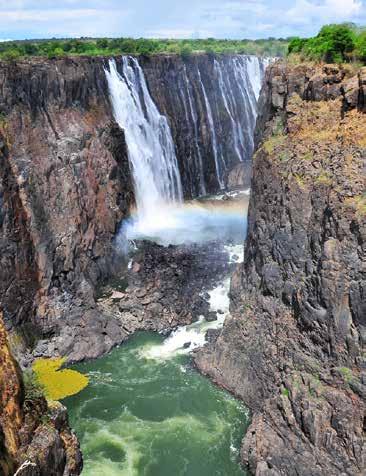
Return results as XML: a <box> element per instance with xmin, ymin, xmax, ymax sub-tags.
<box><xmin>0</xmin><ymin>0</ymin><xmax>365</xmax><ymax>40</ymax></box>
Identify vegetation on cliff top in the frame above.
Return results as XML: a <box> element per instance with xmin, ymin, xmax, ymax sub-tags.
<box><xmin>0</xmin><ymin>37</ymin><xmax>289</xmax><ymax>61</ymax></box>
<box><xmin>288</xmin><ymin>23</ymin><xmax>366</xmax><ymax>64</ymax></box>
<box><xmin>33</xmin><ymin>357</ymin><xmax>89</xmax><ymax>401</ymax></box>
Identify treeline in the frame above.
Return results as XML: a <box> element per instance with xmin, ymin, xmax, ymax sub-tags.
<box><xmin>288</xmin><ymin>24</ymin><xmax>366</xmax><ymax>63</ymax></box>
<box><xmin>0</xmin><ymin>37</ymin><xmax>289</xmax><ymax>61</ymax></box>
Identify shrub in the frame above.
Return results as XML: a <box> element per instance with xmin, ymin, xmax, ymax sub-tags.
<box><xmin>96</xmin><ymin>38</ymin><xmax>109</xmax><ymax>49</ymax></box>
<box><xmin>288</xmin><ymin>37</ymin><xmax>308</xmax><ymax>54</ymax></box>
<box><xmin>23</xmin><ymin>369</ymin><xmax>45</xmax><ymax>400</ymax></box>
<box><xmin>180</xmin><ymin>44</ymin><xmax>193</xmax><ymax>59</ymax></box>
<box><xmin>355</xmin><ymin>31</ymin><xmax>366</xmax><ymax>62</ymax></box>
<box><xmin>1</xmin><ymin>48</ymin><xmax>21</xmax><ymax>61</ymax></box>
<box><xmin>288</xmin><ymin>23</ymin><xmax>364</xmax><ymax>64</ymax></box>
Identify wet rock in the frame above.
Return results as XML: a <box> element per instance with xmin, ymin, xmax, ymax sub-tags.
<box><xmin>205</xmin><ymin>312</ymin><xmax>218</xmax><ymax>322</ymax></box>
<box><xmin>205</xmin><ymin>329</ymin><xmax>221</xmax><ymax>344</ymax></box>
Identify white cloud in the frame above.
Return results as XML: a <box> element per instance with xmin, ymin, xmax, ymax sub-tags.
<box><xmin>0</xmin><ymin>9</ymin><xmax>104</xmax><ymax>22</ymax></box>
<box><xmin>0</xmin><ymin>0</ymin><xmax>365</xmax><ymax>40</ymax></box>
<box><xmin>0</xmin><ymin>7</ymin><xmax>132</xmax><ymax>37</ymax></box>
<box><xmin>287</xmin><ymin>0</ymin><xmax>363</xmax><ymax>25</ymax></box>
<box><xmin>146</xmin><ymin>28</ymin><xmax>214</xmax><ymax>39</ymax></box>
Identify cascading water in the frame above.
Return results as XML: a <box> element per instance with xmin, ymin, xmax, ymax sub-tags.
<box><xmin>212</xmin><ymin>55</ymin><xmax>268</xmax><ymax>167</ymax></box>
<box><xmin>177</xmin><ymin>55</ymin><xmax>269</xmax><ymax>195</ymax></box>
<box><xmin>105</xmin><ymin>57</ymin><xmax>183</xmax><ymax>217</ymax></box>
<box><xmin>66</xmin><ymin>54</ymin><xmax>269</xmax><ymax>476</ymax></box>
<box><xmin>197</xmin><ymin>68</ymin><xmax>225</xmax><ymax>190</ymax></box>
<box><xmin>182</xmin><ymin>65</ymin><xmax>206</xmax><ymax>196</ymax></box>
<box><xmin>214</xmin><ymin>58</ymin><xmax>243</xmax><ymax>163</ymax></box>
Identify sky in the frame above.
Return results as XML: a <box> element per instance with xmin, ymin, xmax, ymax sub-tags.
<box><xmin>0</xmin><ymin>0</ymin><xmax>365</xmax><ymax>41</ymax></box>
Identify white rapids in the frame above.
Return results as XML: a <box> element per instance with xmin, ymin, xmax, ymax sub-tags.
<box><xmin>140</xmin><ymin>244</ymin><xmax>243</xmax><ymax>361</ymax></box>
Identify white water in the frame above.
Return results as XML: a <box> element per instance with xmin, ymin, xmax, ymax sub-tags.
<box><xmin>105</xmin><ymin>57</ymin><xmax>183</xmax><ymax>217</ymax></box>
<box><xmin>213</xmin><ymin>56</ymin><xmax>267</xmax><ymax>165</ymax></box>
<box><xmin>214</xmin><ymin>58</ymin><xmax>243</xmax><ymax>162</ymax></box>
<box><xmin>197</xmin><ymin>67</ymin><xmax>225</xmax><ymax>190</ymax></box>
<box><xmin>183</xmin><ymin>65</ymin><xmax>206</xmax><ymax>196</ymax></box>
<box><xmin>140</xmin><ymin>244</ymin><xmax>243</xmax><ymax>361</ymax></box>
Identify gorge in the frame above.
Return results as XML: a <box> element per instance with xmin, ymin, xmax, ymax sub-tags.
<box><xmin>0</xmin><ymin>50</ymin><xmax>365</xmax><ymax>476</ymax></box>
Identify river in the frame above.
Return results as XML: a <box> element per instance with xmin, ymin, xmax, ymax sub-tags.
<box><xmin>64</xmin><ymin>192</ymin><xmax>250</xmax><ymax>475</ymax></box>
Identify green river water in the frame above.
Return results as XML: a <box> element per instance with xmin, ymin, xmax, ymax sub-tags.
<box><xmin>65</xmin><ymin>331</ymin><xmax>249</xmax><ymax>476</ymax></box>
<box><xmin>64</xmin><ymin>196</ymin><xmax>250</xmax><ymax>475</ymax></box>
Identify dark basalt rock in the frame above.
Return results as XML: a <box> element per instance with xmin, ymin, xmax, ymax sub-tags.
<box><xmin>195</xmin><ymin>61</ymin><xmax>366</xmax><ymax>476</ymax></box>
<box><xmin>94</xmin><ymin>240</ymin><xmax>233</xmax><ymax>361</ymax></box>
<box><xmin>205</xmin><ymin>311</ymin><xmax>218</xmax><ymax>322</ymax></box>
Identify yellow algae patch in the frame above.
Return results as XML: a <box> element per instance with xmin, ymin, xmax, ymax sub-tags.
<box><xmin>33</xmin><ymin>357</ymin><xmax>89</xmax><ymax>400</ymax></box>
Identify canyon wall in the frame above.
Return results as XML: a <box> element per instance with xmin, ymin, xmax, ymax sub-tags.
<box><xmin>0</xmin><ymin>57</ymin><xmax>134</xmax><ymax>363</ymax></box>
<box><xmin>196</xmin><ymin>63</ymin><xmax>366</xmax><ymax>475</ymax></box>
<box><xmin>0</xmin><ymin>53</ymin><xmax>264</xmax><ymax>363</ymax></box>
<box><xmin>0</xmin><ymin>312</ymin><xmax>82</xmax><ymax>476</ymax></box>
<box><xmin>0</xmin><ymin>53</ymin><xmax>266</xmax><ymax>474</ymax></box>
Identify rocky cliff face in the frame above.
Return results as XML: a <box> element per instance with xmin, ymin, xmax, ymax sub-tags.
<box><xmin>0</xmin><ymin>312</ymin><xmax>82</xmax><ymax>476</ymax></box>
<box><xmin>195</xmin><ymin>63</ymin><xmax>366</xmax><ymax>475</ymax></box>
<box><xmin>0</xmin><ymin>56</ymin><xmax>135</xmax><ymax>364</ymax></box>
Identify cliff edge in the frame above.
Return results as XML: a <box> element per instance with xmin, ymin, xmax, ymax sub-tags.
<box><xmin>195</xmin><ymin>63</ymin><xmax>366</xmax><ymax>475</ymax></box>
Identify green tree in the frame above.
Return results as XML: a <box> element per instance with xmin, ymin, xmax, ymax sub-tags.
<box><xmin>355</xmin><ymin>31</ymin><xmax>366</xmax><ymax>61</ymax></box>
<box><xmin>2</xmin><ymin>48</ymin><xmax>21</xmax><ymax>61</ymax></box>
<box><xmin>305</xmin><ymin>24</ymin><xmax>356</xmax><ymax>62</ymax></box>
<box><xmin>180</xmin><ymin>44</ymin><xmax>193</xmax><ymax>59</ymax></box>
<box><xmin>96</xmin><ymin>38</ymin><xmax>109</xmax><ymax>49</ymax></box>
<box><xmin>288</xmin><ymin>37</ymin><xmax>308</xmax><ymax>54</ymax></box>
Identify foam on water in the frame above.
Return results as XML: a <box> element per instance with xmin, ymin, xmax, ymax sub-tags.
<box><xmin>140</xmin><ymin>242</ymin><xmax>243</xmax><ymax>361</ymax></box>
<box><xmin>65</xmin><ymin>333</ymin><xmax>249</xmax><ymax>476</ymax></box>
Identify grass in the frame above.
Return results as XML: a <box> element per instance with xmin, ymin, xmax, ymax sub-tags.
<box><xmin>293</xmin><ymin>173</ymin><xmax>305</xmax><ymax>188</ymax></box>
<box><xmin>337</xmin><ymin>366</ymin><xmax>353</xmax><ymax>383</ymax></box>
<box><xmin>302</xmin><ymin>152</ymin><xmax>314</xmax><ymax>162</ymax></box>
<box><xmin>355</xmin><ymin>194</ymin><xmax>366</xmax><ymax>216</ymax></box>
<box><xmin>281</xmin><ymin>387</ymin><xmax>290</xmax><ymax>398</ymax></box>
<box><xmin>263</xmin><ymin>134</ymin><xmax>286</xmax><ymax>154</ymax></box>
<box><xmin>315</xmin><ymin>171</ymin><xmax>332</xmax><ymax>185</ymax></box>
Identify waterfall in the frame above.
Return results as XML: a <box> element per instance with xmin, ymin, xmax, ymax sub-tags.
<box><xmin>182</xmin><ymin>65</ymin><xmax>206</xmax><ymax>196</ymax></box>
<box><xmin>105</xmin><ymin>54</ymin><xmax>268</xmax><ymax>208</ymax></box>
<box><xmin>214</xmin><ymin>59</ymin><xmax>243</xmax><ymax>162</ymax></box>
<box><xmin>197</xmin><ymin>68</ymin><xmax>225</xmax><ymax>190</ymax></box>
<box><xmin>197</xmin><ymin>55</ymin><xmax>268</xmax><ymax>188</ymax></box>
<box><xmin>105</xmin><ymin>57</ymin><xmax>183</xmax><ymax>216</ymax></box>
<box><xmin>212</xmin><ymin>56</ymin><xmax>267</xmax><ymax>166</ymax></box>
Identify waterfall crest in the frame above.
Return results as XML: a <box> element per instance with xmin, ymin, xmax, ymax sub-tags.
<box><xmin>105</xmin><ymin>57</ymin><xmax>183</xmax><ymax>216</ymax></box>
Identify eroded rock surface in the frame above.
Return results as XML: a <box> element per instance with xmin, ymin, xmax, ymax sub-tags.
<box><xmin>0</xmin><ymin>313</ymin><xmax>82</xmax><ymax>476</ymax></box>
<box><xmin>195</xmin><ymin>63</ymin><xmax>366</xmax><ymax>475</ymax></box>
<box><xmin>0</xmin><ymin>57</ymin><xmax>135</xmax><ymax>365</ymax></box>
